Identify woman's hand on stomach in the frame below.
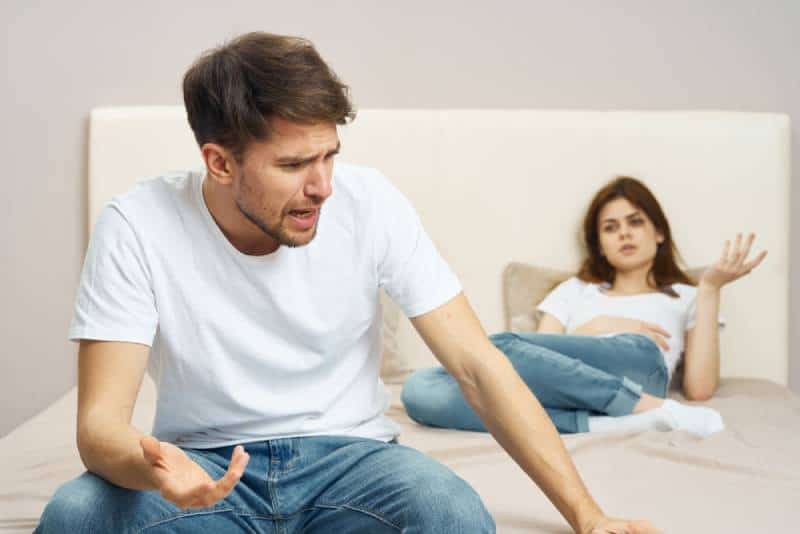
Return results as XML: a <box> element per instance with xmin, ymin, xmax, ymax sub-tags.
<box><xmin>573</xmin><ymin>316</ymin><xmax>671</xmax><ymax>351</ymax></box>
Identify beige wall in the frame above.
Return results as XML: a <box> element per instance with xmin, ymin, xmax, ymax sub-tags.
<box><xmin>1</xmin><ymin>0</ymin><xmax>797</xmax><ymax>436</ymax></box>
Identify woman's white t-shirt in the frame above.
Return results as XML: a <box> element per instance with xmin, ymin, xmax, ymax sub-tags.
<box><xmin>537</xmin><ymin>277</ymin><xmax>724</xmax><ymax>379</ymax></box>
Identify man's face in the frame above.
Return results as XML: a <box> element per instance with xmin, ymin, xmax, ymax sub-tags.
<box><xmin>233</xmin><ymin>117</ymin><xmax>340</xmax><ymax>248</ymax></box>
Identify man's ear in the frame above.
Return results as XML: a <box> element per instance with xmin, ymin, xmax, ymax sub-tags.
<box><xmin>201</xmin><ymin>143</ymin><xmax>237</xmax><ymax>185</ymax></box>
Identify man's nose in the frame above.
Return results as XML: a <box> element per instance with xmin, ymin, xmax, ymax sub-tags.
<box><xmin>305</xmin><ymin>162</ymin><xmax>333</xmax><ymax>201</ymax></box>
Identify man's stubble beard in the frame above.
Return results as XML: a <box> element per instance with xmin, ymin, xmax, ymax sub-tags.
<box><xmin>236</xmin><ymin>197</ymin><xmax>318</xmax><ymax>248</ymax></box>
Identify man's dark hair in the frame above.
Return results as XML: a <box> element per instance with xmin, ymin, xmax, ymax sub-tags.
<box><xmin>183</xmin><ymin>32</ymin><xmax>356</xmax><ymax>162</ymax></box>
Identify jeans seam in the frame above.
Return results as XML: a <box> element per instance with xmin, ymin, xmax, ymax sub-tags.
<box><xmin>138</xmin><ymin>507</ymin><xmax>237</xmax><ymax>532</ymax></box>
<box><xmin>313</xmin><ymin>502</ymin><xmax>403</xmax><ymax>531</ymax></box>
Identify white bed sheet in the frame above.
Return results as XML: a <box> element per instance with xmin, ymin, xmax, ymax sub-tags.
<box><xmin>2</xmin><ymin>376</ymin><xmax>798</xmax><ymax>533</ymax></box>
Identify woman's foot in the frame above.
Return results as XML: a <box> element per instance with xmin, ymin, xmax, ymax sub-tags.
<box><xmin>659</xmin><ymin>399</ymin><xmax>725</xmax><ymax>437</ymax></box>
<box><xmin>632</xmin><ymin>393</ymin><xmax>665</xmax><ymax>413</ymax></box>
<box><xmin>588</xmin><ymin>399</ymin><xmax>724</xmax><ymax>438</ymax></box>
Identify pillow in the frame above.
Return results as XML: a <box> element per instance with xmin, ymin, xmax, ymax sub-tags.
<box><xmin>502</xmin><ymin>262</ymin><xmax>571</xmax><ymax>332</ymax></box>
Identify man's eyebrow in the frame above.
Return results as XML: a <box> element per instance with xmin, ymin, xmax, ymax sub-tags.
<box><xmin>602</xmin><ymin>211</ymin><xmax>641</xmax><ymax>223</ymax></box>
<box><xmin>275</xmin><ymin>141</ymin><xmax>341</xmax><ymax>164</ymax></box>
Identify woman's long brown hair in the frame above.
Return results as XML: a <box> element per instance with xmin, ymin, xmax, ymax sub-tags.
<box><xmin>576</xmin><ymin>176</ymin><xmax>694</xmax><ymax>296</ymax></box>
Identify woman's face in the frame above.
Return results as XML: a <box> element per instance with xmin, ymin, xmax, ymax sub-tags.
<box><xmin>596</xmin><ymin>197</ymin><xmax>664</xmax><ymax>273</ymax></box>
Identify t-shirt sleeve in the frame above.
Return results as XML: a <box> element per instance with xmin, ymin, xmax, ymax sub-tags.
<box><xmin>67</xmin><ymin>203</ymin><xmax>159</xmax><ymax>346</ymax></box>
<box><xmin>685</xmin><ymin>289</ymin><xmax>726</xmax><ymax>331</ymax></box>
<box><xmin>371</xmin><ymin>171</ymin><xmax>462</xmax><ymax>318</ymax></box>
<box><xmin>537</xmin><ymin>277</ymin><xmax>582</xmax><ymax>328</ymax></box>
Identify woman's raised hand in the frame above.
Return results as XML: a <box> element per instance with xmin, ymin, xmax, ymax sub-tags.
<box><xmin>700</xmin><ymin>233</ymin><xmax>767</xmax><ymax>290</ymax></box>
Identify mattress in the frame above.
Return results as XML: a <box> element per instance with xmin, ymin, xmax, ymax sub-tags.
<box><xmin>1</xmin><ymin>377</ymin><xmax>798</xmax><ymax>533</ymax></box>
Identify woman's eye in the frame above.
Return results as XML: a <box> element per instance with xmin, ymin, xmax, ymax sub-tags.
<box><xmin>631</xmin><ymin>218</ymin><xmax>644</xmax><ymax>225</ymax></box>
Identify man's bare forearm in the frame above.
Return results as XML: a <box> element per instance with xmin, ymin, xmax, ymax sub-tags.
<box><xmin>460</xmin><ymin>350</ymin><xmax>603</xmax><ymax>533</ymax></box>
<box><xmin>78</xmin><ymin>417</ymin><xmax>157</xmax><ymax>491</ymax></box>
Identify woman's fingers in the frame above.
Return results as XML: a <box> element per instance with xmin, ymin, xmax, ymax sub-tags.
<box><xmin>719</xmin><ymin>239</ymin><xmax>731</xmax><ymax>264</ymax></box>
<box><xmin>731</xmin><ymin>233</ymin><xmax>743</xmax><ymax>263</ymax></box>
<box><xmin>648</xmin><ymin>333</ymin><xmax>670</xmax><ymax>351</ymax></box>
<box><xmin>743</xmin><ymin>250</ymin><xmax>768</xmax><ymax>273</ymax></box>
<box><xmin>737</xmin><ymin>233</ymin><xmax>755</xmax><ymax>267</ymax></box>
<box><xmin>644</xmin><ymin>323</ymin><xmax>671</xmax><ymax>338</ymax></box>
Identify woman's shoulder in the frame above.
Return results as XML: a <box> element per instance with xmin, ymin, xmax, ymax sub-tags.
<box><xmin>669</xmin><ymin>282</ymin><xmax>699</xmax><ymax>303</ymax></box>
<box><xmin>553</xmin><ymin>276</ymin><xmax>598</xmax><ymax>296</ymax></box>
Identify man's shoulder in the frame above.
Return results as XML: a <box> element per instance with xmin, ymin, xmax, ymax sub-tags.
<box><xmin>333</xmin><ymin>162</ymin><xmax>385</xmax><ymax>189</ymax></box>
<box><xmin>109</xmin><ymin>170</ymin><xmax>196</xmax><ymax>218</ymax></box>
<box><xmin>332</xmin><ymin>161</ymin><xmax>397</xmax><ymax>208</ymax></box>
<box><xmin>114</xmin><ymin>169</ymin><xmax>195</xmax><ymax>204</ymax></box>
<box><xmin>95</xmin><ymin>170</ymin><xmax>197</xmax><ymax>240</ymax></box>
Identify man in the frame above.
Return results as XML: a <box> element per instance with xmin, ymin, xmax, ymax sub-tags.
<box><xmin>36</xmin><ymin>32</ymin><xmax>658</xmax><ymax>533</ymax></box>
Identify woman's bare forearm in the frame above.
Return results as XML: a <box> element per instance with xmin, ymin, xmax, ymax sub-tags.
<box><xmin>683</xmin><ymin>284</ymin><xmax>721</xmax><ymax>399</ymax></box>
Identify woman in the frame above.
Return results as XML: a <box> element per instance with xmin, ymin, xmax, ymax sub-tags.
<box><xmin>401</xmin><ymin>176</ymin><xmax>767</xmax><ymax>437</ymax></box>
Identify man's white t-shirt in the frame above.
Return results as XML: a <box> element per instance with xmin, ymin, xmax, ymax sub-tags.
<box><xmin>68</xmin><ymin>162</ymin><xmax>462</xmax><ymax>448</ymax></box>
<box><xmin>537</xmin><ymin>277</ymin><xmax>724</xmax><ymax>379</ymax></box>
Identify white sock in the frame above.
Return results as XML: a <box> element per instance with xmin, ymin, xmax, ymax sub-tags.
<box><xmin>588</xmin><ymin>410</ymin><xmax>674</xmax><ymax>434</ymax></box>
<box><xmin>660</xmin><ymin>399</ymin><xmax>725</xmax><ymax>438</ymax></box>
<box><xmin>588</xmin><ymin>399</ymin><xmax>725</xmax><ymax>438</ymax></box>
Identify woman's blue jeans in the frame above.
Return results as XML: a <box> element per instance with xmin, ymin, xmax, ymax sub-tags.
<box><xmin>35</xmin><ymin>435</ymin><xmax>495</xmax><ymax>533</ymax></box>
<box><xmin>402</xmin><ymin>333</ymin><xmax>668</xmax><ymax>434</ymax></box>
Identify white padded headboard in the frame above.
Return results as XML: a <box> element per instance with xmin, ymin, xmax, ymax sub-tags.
<box><xmin>89</xmin><ymin>107</ymin><xmax>791</xmax><ymax>385</ymax></box>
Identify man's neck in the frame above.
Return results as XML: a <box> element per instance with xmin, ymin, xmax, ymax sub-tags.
<box><xmin>202</xmin><ymin>175</ymin><xmax>279</xmax><ymax>256</ymax></box>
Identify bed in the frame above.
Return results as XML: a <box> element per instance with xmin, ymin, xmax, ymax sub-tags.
<box><xmin>1</xmin><ymin>108</ymin><xmax>796</xmax><ymax>533</ymax></box>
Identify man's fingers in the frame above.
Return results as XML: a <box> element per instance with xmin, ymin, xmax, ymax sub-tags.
<box><xmin>195</xmin><ymin>446</ymin><xmax>250</xmax><ymax>507</ymax></box>
<box><xmin>140</xmin><ymin>436</ymin><xmax>162</xmax><ymax>465</ymax></box>
<box><xmin>213</xmin><ymin>447</ymin><xmax>250</xmax><ymax>497</ymax></box>
<box><xmin>163</xmin><ymin>446</ymin><xmax>250</xmax><ymax>510</ymax></box>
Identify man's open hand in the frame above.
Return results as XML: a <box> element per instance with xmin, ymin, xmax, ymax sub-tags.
<box><xmin>140</xmin><ymin>436</ymin><xmax>250</xmax><ymax>509</ymax></box>
<box><xmin>586</xmin><ymin>516</ymin><xmax>661</xmax><ymax>534</ymax></box>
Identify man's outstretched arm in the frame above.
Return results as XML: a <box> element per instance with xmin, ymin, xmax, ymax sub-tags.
<box><xmin>409</xmin><ymin>292</ymin><xmax>658</xmax><ymax>534</ymax></box>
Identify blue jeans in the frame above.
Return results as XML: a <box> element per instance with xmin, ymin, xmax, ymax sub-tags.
<box><xmin>402</xmin><ymin>333</ymin><xmax>668</xmax><ymax>434</ymax></box>
<box><xmin>35</xmin><ymin>435</ymin><xmax>495</xmax><ymax>533</ymax></box>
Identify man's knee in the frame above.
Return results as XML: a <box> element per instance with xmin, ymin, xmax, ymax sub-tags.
<box><xmin>37</xmin><ymin>474</ymin><xmax>108</xmax><ymax>533</ymax></box>
<box><xmin>408</xmin><ymin>470</ymin><xmax>495</xmax><ymax>532</ymax></box>
<box><xmin>36</xmin><ymin>472</ymin><xmax>151</xmax><ymax>533</ymax></box>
